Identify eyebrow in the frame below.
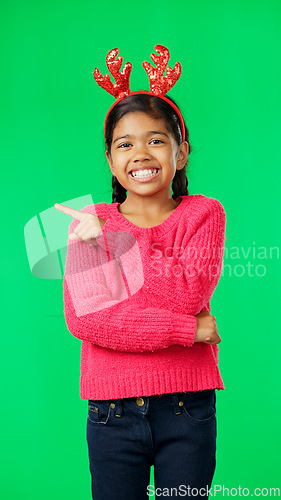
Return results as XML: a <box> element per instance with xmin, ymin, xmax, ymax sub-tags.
<box><xmin>113</xmin><ymin>130</ymin><xmax>169</xmax><ymax>144</ymax></box>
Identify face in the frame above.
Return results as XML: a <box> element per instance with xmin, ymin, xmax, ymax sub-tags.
<box><xmin>105</xmin><ymin>112</ymin><xmax>189</xmax><ymax>198</ymax></box>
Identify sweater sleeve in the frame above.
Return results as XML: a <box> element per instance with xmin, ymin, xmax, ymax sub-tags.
<box><xmin>62</xmin><ymin>207</ymin><xmax>198</xmax><ymax>352</ymax></box>
<box><xmin>162</xmin><ymin>198</ymin><xmax>227</xmax><ymax>313</ymax></box>
<box><xmin>63</xmin><ymin>280</ymin><xmax>197</xmax><ymax>352</ymax></box>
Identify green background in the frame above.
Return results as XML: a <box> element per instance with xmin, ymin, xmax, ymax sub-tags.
<box><xmin>1</xmin><ymin>0</ymin><xmax>281</xmax><ymax>498</ymax></box>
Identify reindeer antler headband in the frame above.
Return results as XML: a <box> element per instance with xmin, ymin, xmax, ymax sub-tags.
<box><xmin>93</xmin><ymin>44</ymin><xmax>186</xmax><ymax>143</ymax></box>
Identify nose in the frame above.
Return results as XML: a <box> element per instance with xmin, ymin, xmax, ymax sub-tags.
<box><xmin>133</xmin><ymin>151</ymin><xmax>151</xmax><ymax>162</ymax></box>
<box><xmin>132</xmin><ymin>143</ymin><xmax>152</xmax><ymax>162</ymax></box>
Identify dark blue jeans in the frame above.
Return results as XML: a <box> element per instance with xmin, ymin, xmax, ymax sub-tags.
<box><xmin>86</xmin><ymin>389</ymin><xmax>217</xmax><ymax>499</ymax></box>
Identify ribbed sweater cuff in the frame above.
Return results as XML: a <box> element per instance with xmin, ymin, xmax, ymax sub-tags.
<box><xmin>169</xmin><ymin>313</ymin><xmax>198</xmax><ymax>348</ymax></box>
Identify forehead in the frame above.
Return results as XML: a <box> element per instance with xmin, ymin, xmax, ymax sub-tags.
<box><xmin>113</xmin><ymin>111</ymin><xmax>170</xmax><ymax>136</ymax></box>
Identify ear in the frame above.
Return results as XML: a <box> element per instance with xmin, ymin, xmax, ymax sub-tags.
<box><xmin>105</xmin><ymin>150</ymin><xmax>115</xmax><ymax>176</ymax></box>
<box><xmin>176</xmin><ymin>141</ymin><xmax>189</xmax><ymax>170</ymax></box>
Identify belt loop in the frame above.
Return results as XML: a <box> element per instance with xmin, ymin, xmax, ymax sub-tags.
<box><xmin>172</xmin><ymin>393</ymin><xmax>182</xmax><ymax>415</ymax></box>
<box><xmin>114</xmin><ymin>398</ymin><xmax>123</xmax><ymax>418</ymax></box>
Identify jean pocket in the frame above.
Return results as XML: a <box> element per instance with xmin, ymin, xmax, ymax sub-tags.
<box><xmin>87</xmin><ymin>400</ymin><xmax>111</xmax><ymax>425</ymax></box>
<box><xmin>181</xmin><ymin>389</ymin><xmax>216</xmax><ymax>425</ymax></box>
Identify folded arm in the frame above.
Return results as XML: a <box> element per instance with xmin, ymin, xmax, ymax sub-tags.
<box><xmin>62</xmin><ymin>199</ymin><xmax>226</xmax><ymax>352</ymax></box>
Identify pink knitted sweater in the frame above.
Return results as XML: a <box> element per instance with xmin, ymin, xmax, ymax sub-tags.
<box><xmin>63</xmin><ymin>194</ymin><xmax>227</xmax><ymax>400</ymax></box>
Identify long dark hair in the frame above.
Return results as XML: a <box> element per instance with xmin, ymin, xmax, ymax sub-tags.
<box><xmin>105</xmin><ymin>93</ymin><xmax>192</xmax><ymax>203</ymax></box>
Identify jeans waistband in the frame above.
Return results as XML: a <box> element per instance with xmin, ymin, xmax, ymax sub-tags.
<box><xmin>89</xmin><ymin>390</ymin><xmax>215</xmax><ymax>417</ymax></box>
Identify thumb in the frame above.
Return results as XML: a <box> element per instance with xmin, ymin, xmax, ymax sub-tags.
<box><xmin>69</xmin><ymin>233</ymin><xmax>82</xmax><ymax>240</ymax></box>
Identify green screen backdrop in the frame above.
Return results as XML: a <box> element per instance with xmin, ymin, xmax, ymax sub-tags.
<box><xmin>1</xmin><ymin>0</ymin><xmax>281</xmax><ymax>498</ymax></box>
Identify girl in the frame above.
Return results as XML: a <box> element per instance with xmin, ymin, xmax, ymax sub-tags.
<box><xmin>55</xmin><ymin>53</ymin><xmax>226</xmax><ymax>500</ymax></box>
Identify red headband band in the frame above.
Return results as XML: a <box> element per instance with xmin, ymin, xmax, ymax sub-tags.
<box><xmin>93</xmin><ymin>45</ymin><xmax>186</xmax><ymax>143</ymax></box>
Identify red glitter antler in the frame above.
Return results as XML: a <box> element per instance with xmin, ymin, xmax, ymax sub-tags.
<box><xmin>143</xmin><ymin>44</ymin><xmax>182</xmax><ymax>96</ymax></box>
<box><xmin>93</xmin><ymin>48</ymin><xmax>132</xmax><ymax>99</ymax></box>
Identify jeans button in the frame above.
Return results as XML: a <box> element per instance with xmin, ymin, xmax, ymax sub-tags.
<box><xmin>136</xmin><ymin>397</ymin><xmax>145</xmax><ymax>406</ymax></box>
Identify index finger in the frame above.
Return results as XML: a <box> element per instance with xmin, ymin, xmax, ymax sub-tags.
<box><xmin>54</xmin><ymin>203</ymin><xmax>89</xmax><ymax>221</ymax></box>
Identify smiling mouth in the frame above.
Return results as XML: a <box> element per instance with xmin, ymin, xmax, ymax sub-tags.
<box><xmin>129</xmin><ymin>168</ymin><xmax>159</xmax><ymax>178</ymax></box>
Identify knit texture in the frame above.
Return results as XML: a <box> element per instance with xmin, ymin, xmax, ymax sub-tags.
<box><xmin>63</xmin><ymin>194</ymin><xmax>227</xmax><ymax>400</ymax></box>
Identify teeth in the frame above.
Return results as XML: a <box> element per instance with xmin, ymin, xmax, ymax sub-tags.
<box><xmin>131</xmin><ymin>169</ymin><xmax>158</xmax><ymax>178</ymax></box>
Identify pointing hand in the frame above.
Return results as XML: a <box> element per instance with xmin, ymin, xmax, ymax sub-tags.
<box><xmin>54</xmin><ymin>203</ymin><xmax>106</xmax><ymax>246</ymax></box>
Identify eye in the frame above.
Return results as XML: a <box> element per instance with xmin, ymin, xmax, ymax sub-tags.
<box><xmin>117</xmin><ymin>142</ymin><xmax>132</xmax><ymax>148</ymax></box>
<box><xmin>150</xmin><ymin>139</ymin><xmax>164</xmax><ymax>144</ymax></box>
